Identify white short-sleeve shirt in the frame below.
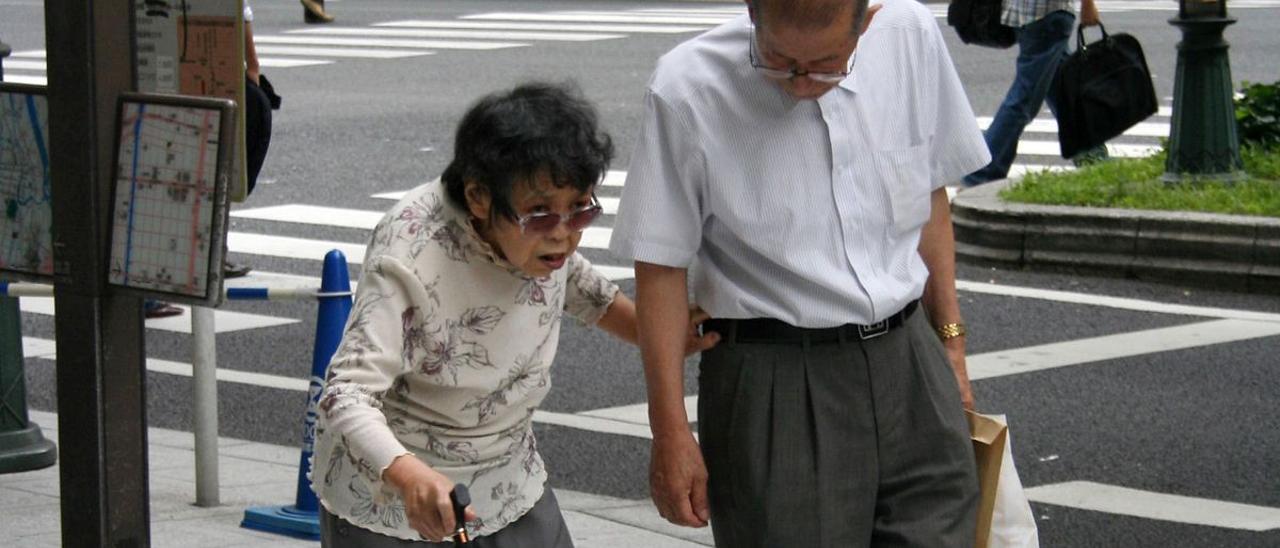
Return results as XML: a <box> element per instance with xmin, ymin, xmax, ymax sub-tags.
<box><xmin>610</xmin><ymin>0</ymin><xmax>989</xmax><ymax>327</ymax></box>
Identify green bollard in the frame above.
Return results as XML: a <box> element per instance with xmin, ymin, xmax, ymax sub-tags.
<box><xmin>0</xmin><ymin>295</ymin><xmax>57</xmax><ymax>474</ymax></box>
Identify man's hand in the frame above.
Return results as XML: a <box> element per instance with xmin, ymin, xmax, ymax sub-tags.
<box><xmin>684</xmin><ymin>306</ymin><xmax>720</xmax><ymax>356</ymax></box>
<box><xmin>650</xmin><ymin>432</ymin><xmax>711</xmax><ymax>527</ymax></box>
<box><xmin>384</xmin><ymin>455</ymin><xmax>477</xmax><ymax>541</ymax></box>
<box><xmin>1080</xmin><ymin>0</ymin><xmax>1101</xmax><ymax>27</ymax></box>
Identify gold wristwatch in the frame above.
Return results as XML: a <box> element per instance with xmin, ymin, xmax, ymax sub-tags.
<box><xmin>935</xmin><ymin>322</ymin><xmax>966</xmax><ymax>341</ymax></box>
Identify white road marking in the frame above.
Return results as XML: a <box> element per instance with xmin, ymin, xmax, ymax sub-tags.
<box><xmin>257</xmin><ymin>58</ymin><xmax>332</xmax><ymax>68</ymax></box>
<box><xmin>23</xmin><ymin>337</ymin><xmax>309</xmax><ymax>392</ymax></box>
<box><xmin>463</xmin><ymin>12</ymin><xmax>732</xmax><ymax>25</ymax></box>
<box><xmin>0</xmin><ymin>74</ymin><xmax>46</xmax><ymax>85</ymax></box>
<box><xmin>633</xmin><ymin>7</ymin><xmax>746</xmax><ymax>15</ymax></box>
<box><xmin>955</xmin><ymin>280</ymin><xmax>1280</xmax><ymax>323</ymax></box>
<box><xmin>978</xmin><ymin>117</ymin><xmax>1171</xmax><ymax>138</ymax></box>
<box><xmin>227</xmin><ymin>232</ymin><xmax>368</xmax><ymax>264</ymax></box>
<box><xmin>1018</xmin><ymin>140</ymin><xmax>1158</xmax><ymax>158</ymax></box>
<box><xmin>230</xmin><ymin>206</ymin><xmax>615</xmax><ymax>251</ymax></box>
<box><xmin>17</xmin><ymin>298</ymin><xmax>298</xmax><ymax>333</ymax></box>
<box><xmin>254</xmin><ymin>45</ymin><xmax>433</xmax><ymax>59</ymax></box>
<box><xmin>580</xmin><ymin>396</ymin><xmax>698</xmax><ymax>428</ymax></box>
<box><xmin>580</xmin><ymin>318</ymin><xmax>1280</xmax><ymax>426</ymax></box>
<box><xmin>289</xmin><ymin>27</ymin><xmax>626</xmax><ymax>42</ymax></box>
<box><xmin>9</xmin><ymin>49</ymin><xmax>45</xmax><ymax>57</ymax></box>
<box><xmin>224</xmin><ymin>231</ymin><xmax>634</xmax><ymax>279</ymax></box>
<box><xmin>1</xmin><ymin>59</ymin><xmax>45</xmax><ymax>70</ymax></box>
<box><xmin>253</xmin><ymin>35</ymin><xmax>527</xmax><ymax>50</ymax></box>
<box><xmin>235</xmin><ymin>204</ymin><xmax>385</xmax><ymax>230</ymax></box>
<box><xmin>374</xmin><ymin>19</ymin><xmax>709</xmax><ymax>34</ymax></box>
<box><xmin>967</xmin><ymin>319</ymin><xmax>1280</xmax><ymax>380</ymax></box>
<box><xmin>602</xmin><ymin>170</ymin><xmax>628</xmax><ymax>187</ymax></box>
<box><xmin>1026</xmin><ymin>481</ymin><xmax>1280</xmax><ymax>531</ymax></box>
<box><xmin>534</xmin><ymin>409</ymin><xmax>656</xmax><ymax>439</ymax></box>
<box><xmin>1006</xmin><ymin>164</ymin><xmax>1071</xmax><ymax>179</ymax></box>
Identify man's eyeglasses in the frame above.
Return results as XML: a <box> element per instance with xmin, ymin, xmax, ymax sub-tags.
<box><xmin>515</xmin><ymin>197</ymin><xmax>604</xmax><ymax>235</ymax></box>
<box><xmin>748</xmin><ymin>26</ymin><xmax>857</xmax><ymax>84</ymax></box>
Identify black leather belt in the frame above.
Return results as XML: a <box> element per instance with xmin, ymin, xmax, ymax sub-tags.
<box><xmin>705</xmin><ymin>300</ymin><xmax>918</xmax><ymax>345</ymax></box>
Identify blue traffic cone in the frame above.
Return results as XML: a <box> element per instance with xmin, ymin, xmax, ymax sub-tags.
<box><xmin>241</xmin><ymin>250</ymin><xmax>353</xmax><ymax>539</ymax></box>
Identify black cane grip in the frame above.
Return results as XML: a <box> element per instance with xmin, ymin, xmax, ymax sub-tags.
<box><xmin>450</xmin><ymin>484</ymin><xmax>471</xmax><ymax>544</ymax></box>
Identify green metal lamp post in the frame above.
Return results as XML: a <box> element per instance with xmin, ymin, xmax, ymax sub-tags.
<box><xmin>0</xmin><ymin>39</ymin><xmax>59</xmax><ymax>474</ymax></box>
<box><xmin>1164</xmin><ymin>0</ymin><xmax>1244</xmax><ymax>183</ymax></box>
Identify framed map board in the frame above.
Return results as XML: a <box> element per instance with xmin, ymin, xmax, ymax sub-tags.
<box><xmin>108</xmin><ymin>92</ymin><xmax>236</xmax><ymax>306</ymax></box>
<box><xmin>135</xmin><ymin>0</ymin><xmax>248</xmax><ymax>202</ymax></box>
<box><xmin>0</xmin><ymin>83</ymin><xmax>53</xmax><ymax>282</ymax></box>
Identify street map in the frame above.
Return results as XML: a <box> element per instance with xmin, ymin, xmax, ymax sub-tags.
<box><xmin>109</xmin><ymin>100</ymin><xmax>224</xmax><ymax>299</ymax></box>
<box><xmin>0</xmin><ymin>87</ymin><xmax>53</xmax><ymax>279</ymax></box>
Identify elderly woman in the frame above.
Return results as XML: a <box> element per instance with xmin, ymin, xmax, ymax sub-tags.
<box><xmin>310</xmin><ymin>83</ymin><xmax>718</xmax><ymax>547</ymax></box>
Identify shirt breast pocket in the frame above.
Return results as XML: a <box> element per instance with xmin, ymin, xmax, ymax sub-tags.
<box><xmin>873</xmin><ymin>144</ymin><xmax>932</xmax><ymax>235</ymax></box>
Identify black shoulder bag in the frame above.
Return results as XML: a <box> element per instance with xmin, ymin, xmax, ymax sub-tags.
<box><xmin>1049</xmin><ymin>24</ymin><xmax>1158</xmax><ymax>159</ymax></box>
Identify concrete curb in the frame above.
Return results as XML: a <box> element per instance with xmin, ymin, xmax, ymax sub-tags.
<box><xmin>951</xmin><ymin>179</ymin><xmax>1280</xmax><ymax>293</ymax></box>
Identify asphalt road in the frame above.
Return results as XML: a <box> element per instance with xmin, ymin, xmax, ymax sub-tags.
<box><xmin>4</xmin><ymin>1</ymin><xmax>1280</xmax><ymax>546</ymax></box>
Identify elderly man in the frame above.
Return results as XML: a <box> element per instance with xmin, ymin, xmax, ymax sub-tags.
<box><xmin>610</xmin><ymin>0</ymin><xmax>990</xmax><ymax>545</ymax></box>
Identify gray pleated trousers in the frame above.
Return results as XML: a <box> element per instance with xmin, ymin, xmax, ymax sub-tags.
<box><xmin>698</xmin><ymin>312</ymin><xmax>978</xmax><ymax>547</ymax></box>
<box><xmin>321</xmin><ymin>489</ymin><xmax>574</xmax><ymax>548</ymax></box>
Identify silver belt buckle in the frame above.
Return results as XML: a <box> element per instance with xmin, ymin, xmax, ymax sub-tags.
<box><xmin>857</xmin><ymin>320</ymin><xmax>888</xmax><ymax>340</ymax></box>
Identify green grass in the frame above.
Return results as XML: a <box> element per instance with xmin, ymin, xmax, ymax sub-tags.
<box><xmin>999</xmin><ymin>146</ymin><xmax>1280</xmax><ymax>218</ymax></box>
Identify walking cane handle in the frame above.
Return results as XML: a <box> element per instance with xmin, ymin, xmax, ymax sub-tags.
<box><xmin>450</xmin><ymin>484</ymin><xmax>471</xmax><ymax>544</ymax></box>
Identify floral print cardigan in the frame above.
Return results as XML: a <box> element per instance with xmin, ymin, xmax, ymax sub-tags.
<box><xmin>309</xmin><ymin>180</ymin><xmax>619</xmax><ymax>539</ymax></box>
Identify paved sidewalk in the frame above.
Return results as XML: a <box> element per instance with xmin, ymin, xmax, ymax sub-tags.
<box><xmin>0</xmin><ymin>410</ymin><xmax>713</xmax><ymax>547</ymax></box>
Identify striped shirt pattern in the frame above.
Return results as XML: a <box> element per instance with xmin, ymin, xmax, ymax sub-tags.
<box><xmin>610</xmin><ymin>0</ymin><xmax>989</xmax><ymax>328</ymax></box>
<box><xmin>1002</xmin><ymin>0</ymin><xmax>1078</xmax><ymax>28</ymax></box>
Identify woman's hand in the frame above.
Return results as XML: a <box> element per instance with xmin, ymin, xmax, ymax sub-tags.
<box><xmin>383</xmin><ymin>454</ymin><xmax>477</xmax><ymax>541</ymax></box>
<box><xmin>684</xmin><ymin>306</ymin><xmax>720</xmax><ymax>356</ymax></box>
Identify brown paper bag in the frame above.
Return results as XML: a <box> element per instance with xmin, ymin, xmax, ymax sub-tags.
<box><xmin>967</xmin><ymin>411</ymin><xmax>1008</xmax><ymax>548</ymax></box>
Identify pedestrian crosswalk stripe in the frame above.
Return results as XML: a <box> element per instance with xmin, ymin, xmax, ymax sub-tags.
<box><xmin>598</xmin><ymin>196</ymin><xmax>620</xmax><ymax>215</ymax></box>
<box><xmin>370</xmin><ymin>191</ymin><xmax>409</xmax><ymax>201</ymax></box>
<box><xmin>979</xmin><ymin>117</ymin><xmax>1171</xmax><ymax>138</ymax></box>
<box><xmin>225</xmin><ymin>270</ymin><xmax>329</xmax><ymax>290</ymax></box>
<box><xmin>1019</xmin><ymin>140</ymin><xmax>1157</xmax><ymax>158</ymax></box>
<box><xmin>227</xmin><ymin>222</ymin><xmax>614</xmax><ymax>257</ymax></box>
<box><xmin>556</xmin><ymin>10</ymin><xmax>735</xmax><ymax>23</ymax></box>
<box><xmin>1</xmin><ymin>59</ymin><xmax>46</xmax><ymax>71</ymax></box>
<box><xmin>234</xmin><ymin>205</ymin><xmax>384</xmax><ymax>230</ymax></box>
<box><xmin>967</xmin><ymin>318</ymin><xmax>1280</xmax><ymax>381</ymax></box>
<box><xmin>1009</xmin><ymin>164</ymin><xmax>1070</xmax><ymax>177</ymax></box>
<box><xmin>9</xmin><ymin>50</ymin><xmax>44</xmax><ymax>58</ymax></box>
<box><xmin>633</xmin><ymin>7</ymin><xmax>746</xmax><ymax>15</ymax></box>
<box><xmin>1026</xmin><ymin>481</ymin><xmax>1280</xmax><ymax>531</ymax></box>
<box><xmin>371</xmin><ymin>171</ymin><xmax>626</xmax><ymax>202</ymax></box>
<box><xmin>257</xmin><ymin>58</ymin><xmax>332</xmax><ymax>68</ymax></box>
<box><xmin>22</xmin><ymin>337</ymin><xmax>311</xmax><ymax>392</ymax></box>
<box><xmin>228</xmin><ymin>231</ymin><xmax>368</xmax><ymax>264</ymax></box>
<box><xmin>1</xmin><ymin>74</ymin><xmax>46</xmax><ymax>85</ymax></box>
<box><xmin>602</xmin><ymin>170</ymin><xmax>627</xmax><ymax>187</ymax></box>
<box><xmin>252</xmin><ymin>35</ymin><xmax>528</xmax><ymax>50</ymax></box>
<box><xmin>374</xmin><ymin>19</ymin><xmax>710</xmax><ymax>34</ymax></box>
<box><xmin>289</xmin><ymin>26</ymin><xmax>627</xmax><ymax>42</ymax></box>
<box><xmin>229</xmin><ymin>208</ymin><xmax>615</xmax><ymax>249</ymax></box>
<box><xmin>462</xmin><ymin>12</ymin><xmax>729</xmax><ymax>25</ymax></box>
<box><xmin>17</xmin><ymin>297</ymin><xmax>298</xmax><ymax>334</ymax></box>
<box><xmin>254</xmin><ymin>45</ymin><xmax>433</xmax><ymax>59</ymax></box>
<box><xmin>578</xmin><ymin>318</ymin><xmax>1280</xmax><ymax>427</ymax></box>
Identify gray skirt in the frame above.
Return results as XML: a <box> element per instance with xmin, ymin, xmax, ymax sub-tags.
<box><xmin>698</xmin><ymin>312</ymin><xmax>978</xmax><ymax>547</ymax></box>
<box><xmin>321</xmin><ymin>488</ymin><xmax>573</xmax><ymax>548</ymax></box>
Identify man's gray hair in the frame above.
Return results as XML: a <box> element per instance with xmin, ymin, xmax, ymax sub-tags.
<box><xmin>749</xmin><ymin>0</ymin><xmax>870</xmax><ymax>33</ymax></box>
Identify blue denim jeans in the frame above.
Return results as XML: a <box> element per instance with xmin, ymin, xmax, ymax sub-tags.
<box><xmin>964</xmin><ymin>10</ymin><xmax>1076</xmax><ymax>186</ymax></box>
